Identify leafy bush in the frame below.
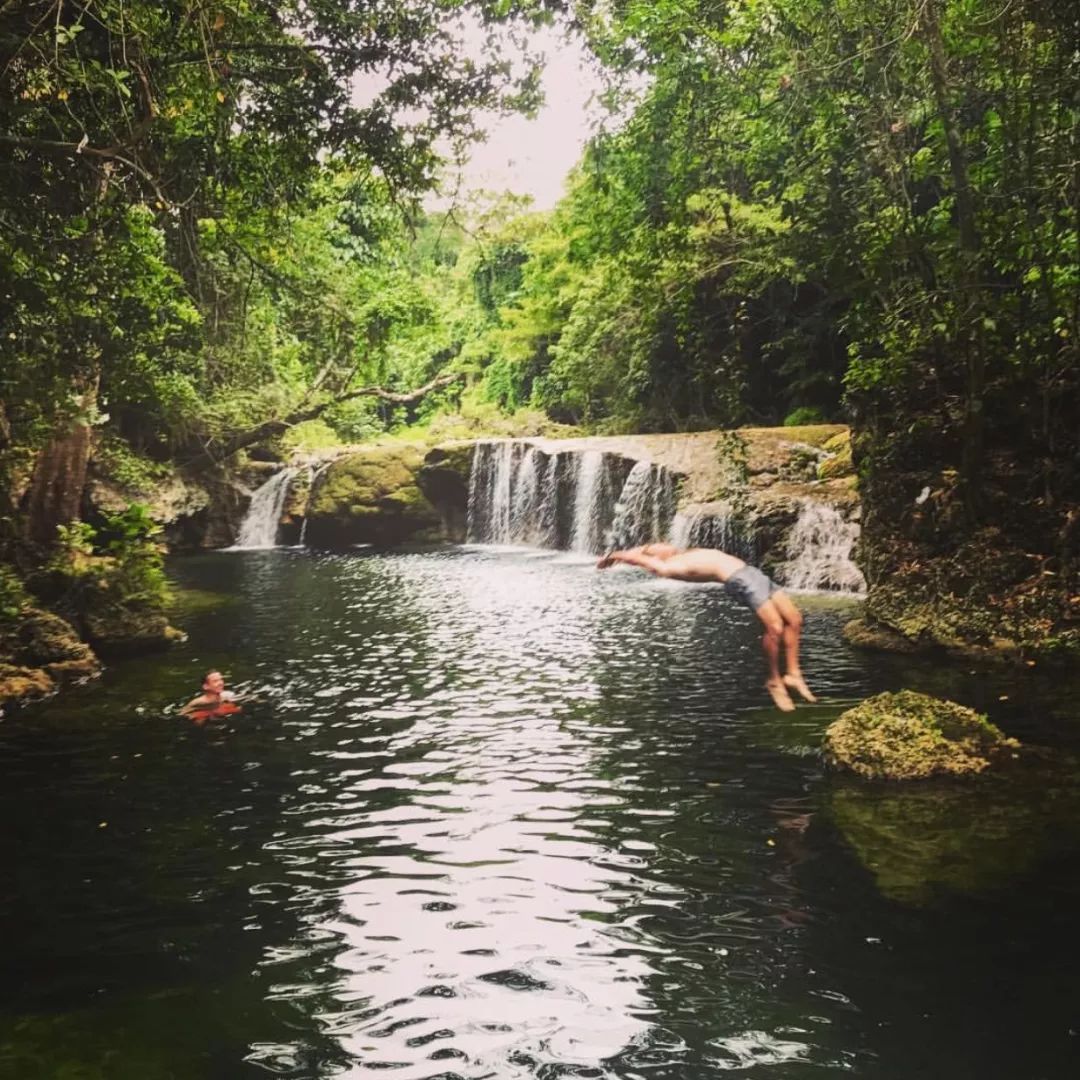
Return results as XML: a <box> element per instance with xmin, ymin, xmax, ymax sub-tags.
<box><xmin>281</xmin><ymin>420</ymin><xmax>344</xmax><ymax>453</ymax></box>
<box><xmin>94</xmin><ymin>435</ymin><xmax>172</xmax><ymax>492</ymax></box>
<box><xmin>46</xmin><ymin>506</ymin><xmax>168</xmax><ymax>610</ymax></box>
<box><xmin>99</xmin><ymin>504</ymin><xmax>169</xmax><ymax>606</ymax></box>
<box><xmin>783</xmin><ymin>407</ymin><xmax>827</xmax><ymax>427</ymax></box>
<box><xmin>0</xmin><ymin>564</ymin><xmax>29</xmax><ymax>624</ymax></box>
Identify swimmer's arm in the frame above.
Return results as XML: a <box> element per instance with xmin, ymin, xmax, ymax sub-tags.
<box><xmin>599</xmin><ymin>548</ymin><xmax>676</xmax><ymax>577</ymax></box>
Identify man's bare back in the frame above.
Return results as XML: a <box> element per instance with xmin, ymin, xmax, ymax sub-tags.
<box><xmin>597</xmin><ymin>544</ymin><xmax>745</xmax><ymax>583</ymax></box>
<box><xmin>597</xmin><ymin>544</ymin><xmax>816</xmax><ymax>711</ymax></box>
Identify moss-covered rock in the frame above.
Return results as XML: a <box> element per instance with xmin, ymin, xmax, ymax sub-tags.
<box><xmin>0</xmin><ymin>606</ymin><xmax>101</xmax><ymax>705</ymax></box>
<box><xmin>842</xmin><ymin>616</ymin><xmax>920</xmax><ymax>654</ymax></box>
<box><xmin>859</xmin><ymin>529</ymin><xmax>1080</xmax><ymax>662</ymax></box>
<box><xmin>82</xmin><ymin>600</ymin><xmax>184</xmax><ymax>657</ymax></box>
<box><xmin>823</xmin><ymin>690</ymin><xmax>1019</xmax><ymax>780</ymax></box>
<box><xmin>817</xmin><ymin>431</ymin><xmax>853</xmax><ymax>480</ymax></box>
<box><xmin>0</xmin><ymin>662</ymin><xmax>54</xmax><ymax>704</ymax></box>
<box><xmin>303</xmin><ymin>446</ymin><xmax>444</xmax><ymax>547</ymax></box>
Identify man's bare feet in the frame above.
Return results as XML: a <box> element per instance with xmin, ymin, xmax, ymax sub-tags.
<box><xmin>766</xmin><ymin>680</ymin><xmax>796</xmax><ymax>712</ymax></box>
<box><xmin>783</xmin><ymin>673</ymin><xmax>817</xmax><ymax>703</ymax></box>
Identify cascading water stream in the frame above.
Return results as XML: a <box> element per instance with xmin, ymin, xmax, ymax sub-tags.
<box><xmin>776</xmin><ymin>500</ymin><xmax>866</xmax><ymax>593</ymax></box>
<box><xmin>232</xmin><ymin>468</ymin><xmax>296</xmax><ymax>549</ymax></box>
<box><xmin>467</xmin><ymin>441</ymin><xmax>520</xmax><ymax>544</ymax></box>
<box><xmin>669</xmin><ymin>503</ymin><xmax>758</xmax><ymax>563</ymax></box>
<box><xmin>298</xmin><ymin>461</ymin><xmax>334</xmax><ymax>546</ymax></box>
<box><xmin>569</xmin><ymin>451</ymin><xmax>607</xmax><ymax>553</ymax></box>
<box><xmin>468</xmin><ymin>440</ymin><xmax>676</xmax><ymax>555</ymax></box>
<box><xmin>606</xmin><ymin>461</ymin><xmax>676</xmax><ymax>551</ymax></box>
<box><xmin>509</xmin><ymin>446</ymin><xmax>544</xmax><ymax>545</ymax></box>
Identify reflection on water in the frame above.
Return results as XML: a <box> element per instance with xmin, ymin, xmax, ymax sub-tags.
<box><xmin>2</xmin><ymin>547</ymin><xmax>1080</xmax><ymax>1079</ymax></box>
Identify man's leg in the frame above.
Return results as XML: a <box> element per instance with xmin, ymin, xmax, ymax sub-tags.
<box><xmin>770</xmin><ymin>591</ymin><xmax>816</xmax><ymax>702</ymax></box>
<box><xmin>755</xmin><ymin>598</ymin><xmax>795</xmax><ymax>711</ymax></box>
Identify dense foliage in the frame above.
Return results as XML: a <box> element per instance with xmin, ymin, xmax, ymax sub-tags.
<box><xmin>1</xmin><ymin>0</ymin><xmax>558</xmax><ymax>517</ymax></box>
<box><xmin>1</xmin><ymin>1</ymin><xmax>1077</xmax><ymax>655</ymax></box>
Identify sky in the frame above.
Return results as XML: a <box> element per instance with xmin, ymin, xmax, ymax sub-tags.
<box><xmin>434</xmin><ymin>25</ymin><xmax>609</xmax><ymax>211</ymax></box>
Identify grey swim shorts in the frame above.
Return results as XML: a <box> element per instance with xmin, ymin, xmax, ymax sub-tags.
<box><xmin>723</xmin><ymin>565</ymin><xmax>778</xmax><ymax>612</ymax></box>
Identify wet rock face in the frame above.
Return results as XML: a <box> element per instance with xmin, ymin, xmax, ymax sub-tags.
<box><xmin>304</xmin><ymin>446</ymin><xmax>444</xmax><ymax>548</ymax></box>
<box><xmin>823</xmin><ymin>690</ymin><xmax>1020</xmax><ymax>781</ymax></box>
<box><xmin>416</xmin><ymin>444</ymin><xmax>474</xmax><ymax>543</ymax></box>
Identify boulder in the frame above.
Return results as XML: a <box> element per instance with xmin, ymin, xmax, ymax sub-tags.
<box><xmin>0</xmin><ymin>607</ymin><xmax>101</xmax><ymax>705</ymax></box>
<box><xmin>416</xmin><ymin>443</ymin><xmax>475</xmax><ymax>542</ymax></box>
<box><xmin>83</xmin><ymin>601</ymin><xmax>185</xmax><ymax>657</ymax></box>
<box><xmin>303</xmin><ymin>446</ymin><xmax>443</xmax><ymax>548</ymax></box>
<box><xmin>823</xmin><ymin>690</ymin><xmax>1019</xmax><ymax>780</ymax></box>
<box><xmin>817</xmin><ymin>430</ymin><xmax>853</xmax><ymax>480</ymax></box>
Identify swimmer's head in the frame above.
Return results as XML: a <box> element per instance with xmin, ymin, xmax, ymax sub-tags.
<box><xmin>203</xmin><ymin>670</ymin><xmax>225</xmax><ymax>694</ymax></box>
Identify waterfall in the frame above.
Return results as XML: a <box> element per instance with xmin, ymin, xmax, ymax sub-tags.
<box><xmin>509</xmin><ymin>446</ymin><xmax>544</xmax><ymax>545</ymax></box>
<box><xmin>467</xmin><ymin>441</ymin><xmax>522</xmax><ymax>543</ymax></box>
<box><xmin>776</xmin><ymin>500</ymin><xmax>866</xmax><ymax>593</ymax></box>
<box><xmin>606</xmin><ymin>461</ymin><xmax>676</xmax><ymax>552</ymax></box>
<box><xmin>669</xmin><ymin>503</ymin><xmax>758</xmax><ymax>563</ymax></box>
<box><xmin>233</xmin><ymin>468</ymin><xmax>295</xmax><ymax>549</ymax></box>
<box><xmin>569</xmin><ymin>451</ymin><xmax>608</xmax><ymax>553</ymax></box>
<box><xmin>467</xmin><ymin>440</ymin><xmax>675</xmax><ymax>554</ymax></box>
<box><xmin>298</xmin><ymin>461</ymin><xmax>333</xmax><ymax>546</ymax></box>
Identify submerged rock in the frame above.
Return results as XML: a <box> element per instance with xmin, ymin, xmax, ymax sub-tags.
<box><xmin>827</xmin><ymin>765</ymin><xmax>1080</xmax><ymax>904</ymax></box>
<box><xmin>82</xmin><ymin>602</ymin><xmax>184</xmax><ymax>657</ymax></box>
<box><xmin>823</xmin><ymin>690</ymin><xmax>1019</xmax><ymax>780</ymax></box>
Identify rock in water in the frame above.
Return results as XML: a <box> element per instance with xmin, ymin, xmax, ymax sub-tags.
<box><xmin>823</xmin><ymin>690</ymin><xmax>1019</xmax><ymax>780</ymax></box>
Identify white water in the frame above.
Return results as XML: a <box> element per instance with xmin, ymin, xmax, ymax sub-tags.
<box><xmin>776</xmin><ymin>500</ymin><xmax>866</xmax><ymax>593</ymax></box>
<box><xmin>509</xmin><ymin>447</ymin><xmax>544</xmax><ymax>545</ymax></box>
<box><xmin>232</xmin><ymin>468</ymin><xmax>295</xmax><ymax>550</ymax></box>
<box><xmin>669</xmin><ymin>502</ymin><xmax>758</xmax><ymax>563</ymax></box>
<box><xmin>569</xmin><ymin>451</ymin><xmax>607</xmax><ymax>553</ymax></box>
<box><xmin>467</xmin><ymin>440</ymin><xmax>675</xmax><ymax>554</ymax></box>
<box><xmin>607</xmin><ymin>461</ymin><xmax>675</xmax><ymax>551</ymax></box>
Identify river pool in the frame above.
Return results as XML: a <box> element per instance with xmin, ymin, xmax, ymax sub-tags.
<box><xmin>2</xmin><ymin>547</ymin><xmax>1079</xmax><ymax>1078</ymax></box>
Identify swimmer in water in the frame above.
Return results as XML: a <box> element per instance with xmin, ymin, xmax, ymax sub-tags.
<box><xmin>180</xmin><ymin>669</ymin><xmax>241</xmax><ymax>723</ymax></box>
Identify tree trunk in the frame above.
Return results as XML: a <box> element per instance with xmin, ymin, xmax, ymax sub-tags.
<box><xmin>921</xmin><ymin>0</ymin><xmax>984</xmax><ymax>517</ymax></box>
<box><xmin>21</xmin><ymin>377</ymin><xmax>99</xmax><ymax>546</ymax></box>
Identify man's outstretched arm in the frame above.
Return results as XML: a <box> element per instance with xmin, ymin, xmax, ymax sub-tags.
<box><xmin>597</xmin><ymin>547</ymin><xmax>674</xmax><ymax>577</ymax></box>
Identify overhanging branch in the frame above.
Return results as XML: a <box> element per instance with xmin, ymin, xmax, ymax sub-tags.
<box><xmin>182</xmin><ymin>372</ymin><xmax>463</xmax><ymax>471</ymax></box>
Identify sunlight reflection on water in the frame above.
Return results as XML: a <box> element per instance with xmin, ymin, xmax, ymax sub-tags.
<box><xmin>5</xmin><ymin>548</ymin><xmax>1080</xmax><ymax>1079</ymax></box>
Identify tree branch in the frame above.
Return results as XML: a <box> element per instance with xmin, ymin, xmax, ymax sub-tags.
<box><xmin>182</xmin><ymin>373</ymin><xmax>463</xmax><ymax>471</ymax></box>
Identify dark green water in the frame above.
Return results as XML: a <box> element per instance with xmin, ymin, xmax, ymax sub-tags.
<box><xmin>3</xmin><ymin>547</ymin><xmax>1080</xmax><ymax>1079</ymax></box>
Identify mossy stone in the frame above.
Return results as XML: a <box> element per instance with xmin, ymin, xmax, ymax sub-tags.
<box><xmin>416</xmin><ymin>443</ymin><xmax>475</xmax><ymax>543</ymax></box>
<box><xmin>823</xmin><ymin>690</ymin><xmax>1019</xmax><ymax>780</ymax></box>
<box><xmin>818</xmin><ymin>432</ymin><xmax>853</xmax><ymax>480</ymax></box>
<box><xmin>0</xmin><ymin>663</ymin><xmax>55</xmax><ymax>705</ymax></box>
<box><xmin>305</xmin><ymin>445</ymin><xmax>443</xmax><ymax>547</ymax></box>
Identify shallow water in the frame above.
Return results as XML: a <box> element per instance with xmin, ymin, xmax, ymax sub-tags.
<box><xmin>2</xmin><ymin>547</ymin><xmax>1080</xmax><ymax>1079</ymax></box>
